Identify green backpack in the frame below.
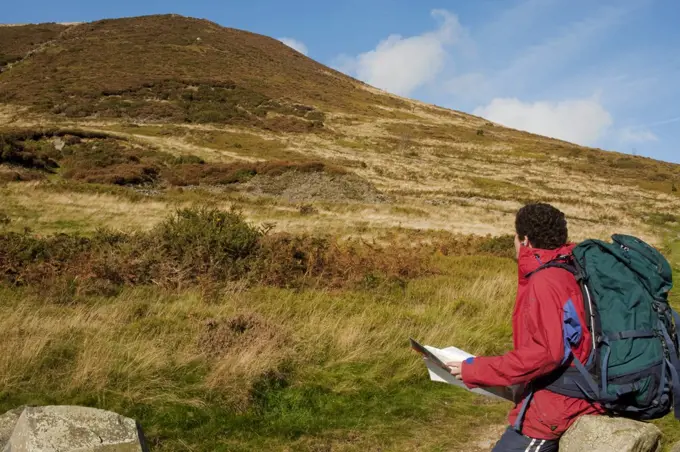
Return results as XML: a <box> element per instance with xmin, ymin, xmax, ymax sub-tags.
<box><xmin>527</xmin><ymin>234</ymin><xmax>680</xmax><ymax>421</ymax></box>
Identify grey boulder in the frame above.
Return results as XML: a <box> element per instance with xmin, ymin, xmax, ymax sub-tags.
<box><xmin>52</xmin><ymin>138</ymin><xmax>66</xmax><ymax>152</ymax></box>
<box><xmin>0</xmin><ymin>408</ymin><xmax>24</xmax><ymax>448</ymax></box>
<box><xmin>560</xmin><ymin>415</ymin><xmax>661</xmax><ymax>452</ymax></box>
<box><xmin>1</xmin><ymin>405</ymin><xmax>148</xmax><ymax>452</ymax></box>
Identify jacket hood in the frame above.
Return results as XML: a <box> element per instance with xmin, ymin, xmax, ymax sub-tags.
<box><xmin>518</xmin><ymin>243</ymin><xmax>576</xmax><ymax>283</ymax></box>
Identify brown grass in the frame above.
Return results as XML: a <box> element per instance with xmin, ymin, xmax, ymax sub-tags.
<box><xmin>0</xmin><ymin>250</ymin><xmax>518</xmax><ymax>450</ymax></box>
<box><xmin>0</xmin><ymin>23</ymin><xmax>67</xmax><ymax>70</ymax></box>
<box><xmin>0</xmin><ymin>164</ymin><xmax>46</xmax><ymax>182</ymax></box>
<box><xmin>0</xmin><ymin>127</ymin><xmax>353</xmax><ymax>191</ymax></box>
<box><xmin>165</xmin><ymin>160</ymin><xmax>346</xmax><ymax>187</ymax></box>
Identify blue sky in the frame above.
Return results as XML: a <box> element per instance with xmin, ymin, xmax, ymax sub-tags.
<box><xmin>4</xmin><ymin>0</ymin><xmax>680</xmax><ymax>163</ymax></box>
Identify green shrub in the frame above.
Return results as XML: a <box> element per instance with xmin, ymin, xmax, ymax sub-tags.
<box><xmin>477</xmin><ymin>235</ymin><xmax>515</xmax><ymax>258</ymax></box>
<box><xmin>0</xmin><ymin>134</ymin><xmax>60</xmax><ymax>171</ymax></box>
<box><xmin>610</xmin><ymin>156</ymin><xmax>643</xmax><ymax>170</ymax></box>
<box><xmin>435</xmin><ymin>234</ymin><xmax>516</xmax><ymax>259</ymax></box>
<box><xmin>173</xmin><ymin>154</ymin><xmax>205</xmax><ymax>165</ymax></box>
<box><xmin>153</xmin><ymin>207</ymin><xmax>266</xmax><ymax>279</ymax></box>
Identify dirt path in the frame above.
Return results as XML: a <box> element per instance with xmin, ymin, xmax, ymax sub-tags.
<box><xmin>466</xmin><ymin>424</ymin><xmax>507</xmax><ymax>451</ymax></box>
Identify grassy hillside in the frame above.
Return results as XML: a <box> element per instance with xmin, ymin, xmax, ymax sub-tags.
<box><xmin>1</xmin><ymin>14</ymin><xmax>680</xmax><ymax>452</ymax></box>
<box><xmin>0</xmin><ymin>23</ymin><xmax>67</xmax><ymax>70</ymax></box>
<box><xmin>0</xmin><ymin>15</ymin><xmax>408</xmax><ymax>127</ymax></box>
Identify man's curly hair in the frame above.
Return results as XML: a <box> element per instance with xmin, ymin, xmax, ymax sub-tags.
<box><xmin>515</xmin><ymin>203</ymin><xmax>568</xmax><ymax>250</ymax></box>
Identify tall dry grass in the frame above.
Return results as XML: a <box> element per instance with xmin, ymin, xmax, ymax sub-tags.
<box><xmin>0</xmin><ymin>251</ymin><xmax>517</xmax><ymax>451</ymax></box>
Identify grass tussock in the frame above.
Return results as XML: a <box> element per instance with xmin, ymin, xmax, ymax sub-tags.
<box><xmin>508</xmin><ymin>138</ymin><xmax>680</xmax><ymax>197</ymax></box>
<box><xmin>184</xmin><ymin>129</ymin><xmax>293</xmax><ymax>160</ymax></box>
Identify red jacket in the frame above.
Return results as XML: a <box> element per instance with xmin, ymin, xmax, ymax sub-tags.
<box><xmin>461</xmin><ymin>244</ymin><xmax>604</xmax><ymax>440</ymax></box>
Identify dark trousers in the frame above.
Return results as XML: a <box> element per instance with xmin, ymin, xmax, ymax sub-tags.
<box><xmin>491</xmin><ymin>427</ymin><xmax>559</xmax><ymax>452</ymax></box>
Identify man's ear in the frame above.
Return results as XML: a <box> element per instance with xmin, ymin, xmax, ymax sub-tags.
<box><xmin>522</xmin><ymin>236</ymin><xmax>531</xmax><ymax>248</ymax></box>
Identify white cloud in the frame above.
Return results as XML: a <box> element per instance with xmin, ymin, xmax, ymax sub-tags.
<box><xmin>336</xmin><ymin>10</ymin><xmax>467</xmax><ymax>97</ymax></box>
<box><xmin>445</xmin><ymin>73</ymin><xmax>490</xmax><ymax>102</ymax></box>
<box><xmin>619</xmin><ymin>127</ymin><xmax>658</xmax><ymax>143</ymax></box>
<box><xmin>474</xmin><ymin>97</ymin><xmax>613</xmax><ymax>145</ymax></box>
<box><xmin>279</xmin><ymin>37</ymin><xmax>308</xmax><ymax>56</ymax></box>
<box><xmin>353</xmin><ymin>34</ymin><xmax>446</xmax><ymax>96</ymax></box>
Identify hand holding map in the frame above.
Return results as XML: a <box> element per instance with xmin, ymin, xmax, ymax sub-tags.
<box><xmin>410</xmin><ymin>338</ymin><xmax>524</xmax><ymax>403</ymax></box>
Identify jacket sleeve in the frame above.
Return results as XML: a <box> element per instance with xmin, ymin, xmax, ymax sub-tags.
<box><xmin>461</xmin><ymin>277</ymin><xmax>566</xmax><ymax>388</ymax></box>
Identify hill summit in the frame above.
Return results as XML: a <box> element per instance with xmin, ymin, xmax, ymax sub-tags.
<box><xmin>0</xmin><ymin>14</ymin><xmax>411</xmax><ymax>130</ymax></box>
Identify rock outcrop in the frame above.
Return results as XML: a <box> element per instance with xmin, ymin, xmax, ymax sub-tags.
<box><xmin>0</xmin><ymin>405</ymin><xmax>148</xmax><ymax>452</ymax></box>
<box><xmin>559</xmin><ymin>415</ymin><xmax>661</xmax><ymax>452</ymax></box>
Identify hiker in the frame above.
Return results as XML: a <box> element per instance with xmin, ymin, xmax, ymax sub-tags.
<box><xmin>447</xmin><ymin>203</ymin><xmax>603</xmax><ymax>451</ymax></box>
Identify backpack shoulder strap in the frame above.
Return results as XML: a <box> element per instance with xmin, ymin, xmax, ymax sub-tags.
<box><xmin>526</xmin><ymin>253</ymin><xmax>601</xmax><ymax>385</ymax></box>
<box><xmin>525</xmin><ymin>254</ymin><xmax>581</xmax><ymax>280</ymax></box>
<box><xmin>526</xmin><ymin>255</ymin><xmax>595</xmax><ymax>337</ymax></box>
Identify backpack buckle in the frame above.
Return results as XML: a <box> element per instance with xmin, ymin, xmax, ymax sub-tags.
<box><xmin>595</xmin><ymin>334</ymin><xmax>611</xmax><ymax>346</ymax></box>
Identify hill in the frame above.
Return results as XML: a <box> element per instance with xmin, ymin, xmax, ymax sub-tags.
<box><xmin>1</xmin><ymin>14</ymin><xmax>680</xmax><ymax>452</ymax></box>
<box><xmin>0</xmin><ymin>15</ymin><xmax>409</xmax><ymax>128</ymax></box>
<box><xmin>0</xmin><ymin>16</ymin><xmax>678</xmax><ymax>241</ymax></box>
